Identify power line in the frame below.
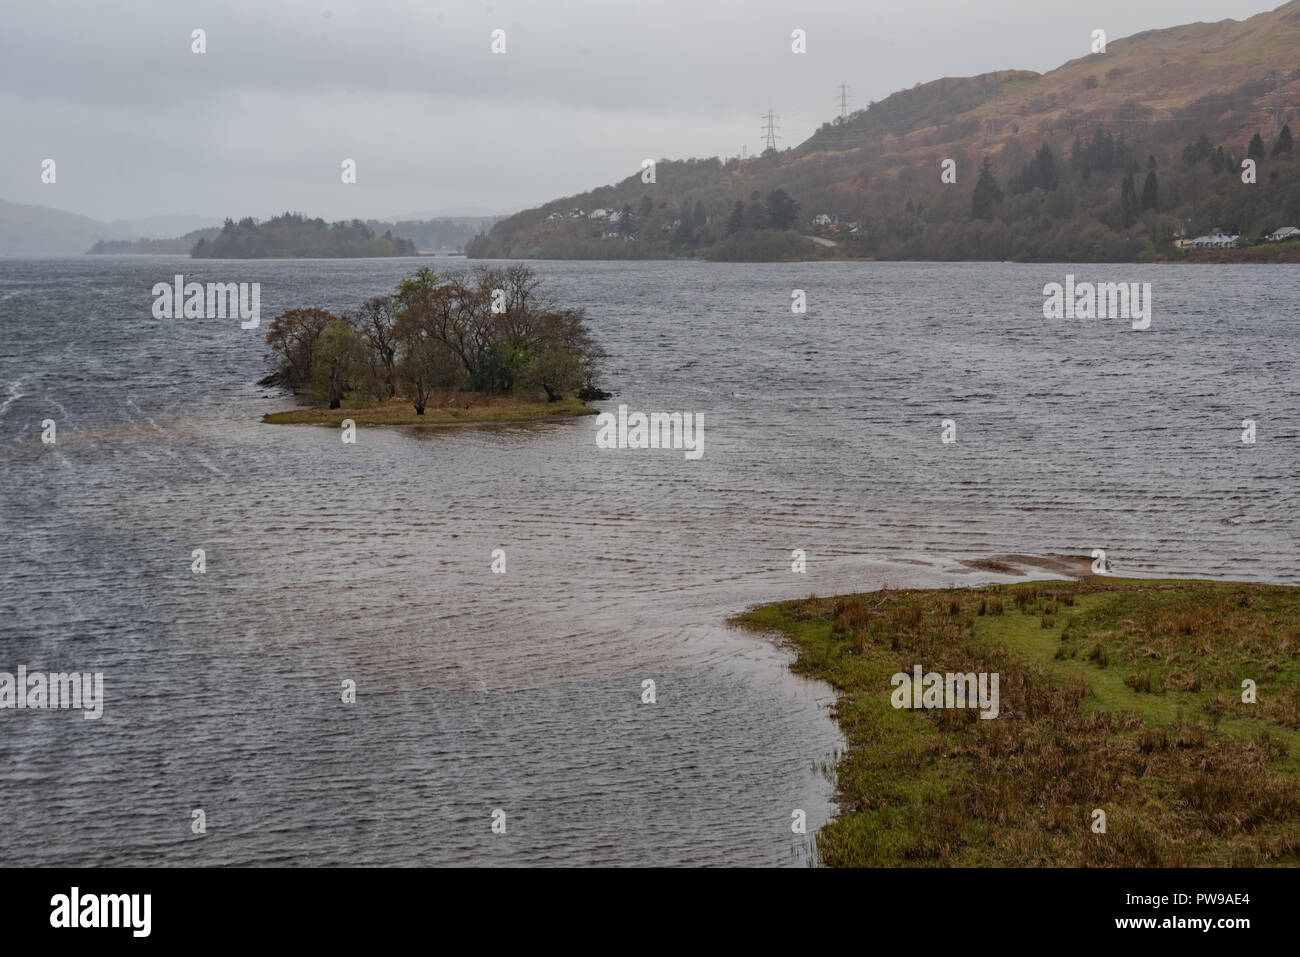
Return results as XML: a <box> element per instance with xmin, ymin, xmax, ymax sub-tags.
<box><xmin>836</xmin><ymin>83</ymin><xmax>851</xmax><ymax>121</ymax></box>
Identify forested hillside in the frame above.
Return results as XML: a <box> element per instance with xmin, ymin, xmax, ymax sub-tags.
<box><xmin>469</xmin><ymin>2</ymin><xmax>1300</xmax><ymax>262</ymax></box>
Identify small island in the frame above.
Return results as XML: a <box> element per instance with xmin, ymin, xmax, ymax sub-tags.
<box><xmin>736</xmin><ymin>575</ymin><xmax>1300</xmax><ymax>866</ymax></box>
<box><xmin>195</xmin><ymin>212</ymin><xmax>416</xmax><ymax>258</ymax></box>
<box><xmin>262</xmin><ymin>264</ymin><xmax>605</xmax><ymax>427</ymax></box>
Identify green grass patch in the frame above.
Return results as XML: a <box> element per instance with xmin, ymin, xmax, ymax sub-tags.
<box><xmin>733</xmin><ymin>578</ymin><xmax>1300</xmax><ymax>866</ymax></box>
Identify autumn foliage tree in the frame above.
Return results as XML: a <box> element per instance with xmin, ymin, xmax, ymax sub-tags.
<box><xmin>263</xmin><ymin>308</ymin><xmax>337</xmax><ymax>391</ymax></box>
<box><xmin>353</xmin><ymin>296</ymin><xmax>399</xmax><ymax>398</ymax></box>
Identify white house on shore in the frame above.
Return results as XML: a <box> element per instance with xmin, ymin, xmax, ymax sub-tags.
<box><xmin>1268</xmin><ymin>225</ymin><xmax>1300</xmax><ymax>242</ymax></box>
<box><xmin>588</xmin><ymin>208</ymin><xmax>609</xmax><ymax>220</ymax></box>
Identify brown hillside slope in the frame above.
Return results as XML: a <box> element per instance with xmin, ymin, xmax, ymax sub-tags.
<box><xmin>803</xmin><ymin>2</ymin><xmax>1300</xmax><ymax>168</ymax></box>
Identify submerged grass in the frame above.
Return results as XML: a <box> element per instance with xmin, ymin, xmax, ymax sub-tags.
<box><xmin>733</xmin><ymin>578</ymin><xmax>1300</xmax><ymax>866</ymax></box>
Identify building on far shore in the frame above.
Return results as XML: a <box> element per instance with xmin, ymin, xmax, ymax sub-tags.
<box><xmin>1268</xmin><ymin>225</ymin><xmax>1300</xmax><ymax>242</ymax></box>
<box><xmin>1181</xmin><ymin>230</ymin><xmax>1240</xmax><ymax>249</ymax></box>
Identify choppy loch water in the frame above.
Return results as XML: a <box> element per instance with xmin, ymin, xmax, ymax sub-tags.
<box><xmin>0</xmin><ymin>257</ymin><xmax>1296</xmax><ymax>866</ymax></box>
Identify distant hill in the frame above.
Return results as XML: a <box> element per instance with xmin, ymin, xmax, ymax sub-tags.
<box><xmin>102</xmin><ymin>214</ymin><xmax>222</xmax><ymax>240</ymax></box>
<box><xmin>364</xmin><ymin>216</ymin><xmax>502</xmax><ymax>253</ymax></box>
<box><xmin>469</xmin><ymin>0</ymin><xmax>1300</xmax><ymax>262</ymax></box>
<box><xmin>192</xmin><ymin>213</ymin><xmax>417</xmax><ymax>258</ymax></box>
<box><xmin>0</xmin><ymin>201</ymin><xmax>499</xmax><ymax>258</ymax></box>
<box><xmin>384</xmin><ymin>207</ymin><xmax>513</xmax><ymax>220</ymax></box>
<box><xmin>88</xmin><ymin>228</ymin><xmax>221</xmax><ymax>255</ymax></box>
<box><xmin>0</xmin><ymin>199</ymin><xmax>114</xmax><ymax>256</ymax></box>
<box><xmin>0</xmin><ymin>200</ymin><xmax>222</xmax><ymax>257</ymax></box>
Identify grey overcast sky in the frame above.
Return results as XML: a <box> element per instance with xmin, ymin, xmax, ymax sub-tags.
<box><xmin>0</xmin><ymin>0</ymin><xmax>1284</xmax><ymax>222</ymax></box>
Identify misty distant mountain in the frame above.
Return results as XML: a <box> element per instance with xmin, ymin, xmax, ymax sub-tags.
<box><xmin>384</xmin><ymin>207</ymin><xmax>514</xmax><ymax>221</ymax></box>
<box><xmin>0</xmin><ymin>200</ymin><xmax>500</xmax><ymax>257</ymax></box>
<box><xmin>366</xmin><ymin>216</ymin><xmax>504</xmax><ymax>252</ymax></box>
<box><xmin>88</xmin><ymin>228</ymin><xmax>222</xmax><ymax>255</ymax></box>
<box><xmin>0</xmin><ymin>199</ymin><xmax>113</xmax><ymax>256</ymax></box>
<box><xmin>103</xmin><ymin>214</ymin><xmax>223</xmax><ymax>241</ymax></box>
<box><xmin>0</xmin><ymin>199</ymin><xmax>221</xmax><ymax>256</ymax></box>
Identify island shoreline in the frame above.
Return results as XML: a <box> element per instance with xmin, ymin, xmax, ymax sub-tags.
<box><xmin>262</xmin><ymin>395</ymin><xmax>599</xmax><ymax>428</ymax></box>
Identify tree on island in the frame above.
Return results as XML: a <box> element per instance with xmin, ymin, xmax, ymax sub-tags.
<box><xmin>518</xmin><ymin>344</ymin><xmax>584</xmax><ymax>402</ymax></box>
<box><xmin>194</xmin><ymin>212</ymin><xmax>417</xmax><ymax>258</ymax></box>
<box><xmin>312</xmin><ymin>320</ymin><xmax>365</xmax><ymax>409</ymax></box>
<box><xmin>263</xmin><ymin>308</ymin><xmax>336</xmax><ymax>391</ymax></box>
<box><xmin>354</xmin><ymin>296</ymin><xmax>400</xmax><ymax>398</ymax></box>
<box><xmin>265</xmin><ymin>265</ymin><xmax>599</xmax><ymax>415</ymax></box>
<box><xmin>394</xmin><ymin>315</ymin><xmax>465</xmax><ymax>415</ymax></box>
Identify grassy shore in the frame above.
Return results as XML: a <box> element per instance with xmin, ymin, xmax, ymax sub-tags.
<box><xmin>734</xmin><ymin>577</ymin><xmax>1300</xmax><ymax>866</ymax></box>
<box><xmin>263</xmin><ymin>394</ymin><xmax>598</xmax><ymax>427</ymax></box>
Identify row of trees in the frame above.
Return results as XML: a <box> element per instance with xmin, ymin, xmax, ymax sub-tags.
<box><xmin>195</xmin><ymin>213</ymin><xmax>417</xmax><ymax>258</ymax></box>
<box><xmin>592</xmin><ymin>187</ymin><xmax>802</xmax><ymax>249</ymax></box>
<box><xmin>1181</xmin><ymin>125</ymin><xmax>1294</xmax><ymax>168</ymax></box>
<box><xmin>265</xmin><ymin>265</ymin><xmax>600</xmax><ymax>413</ymax></box>
<box><xmin>467</xmin><ymin>177</ymin><xmax>810</xmax><ymax>261</ymax></box>
<box><xmin>969</xmin><ymin>125</ymin><xmax>1297</xmax><ymax>239</ymax></box>
<box><xmin>722</xmin><ymin>188</ymin><xmax>800</xmax><ymax>234</ymax></box>
<box><xmin>979</xmin><ymin>140</ymin><xmax>1158</xmax><ymax>224</ymax></box>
